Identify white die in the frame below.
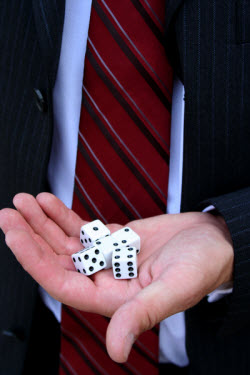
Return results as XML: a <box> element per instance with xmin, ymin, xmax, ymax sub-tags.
<box><xmin>80</xmin><ymin>220</ymin><xmax>110</xmax><ymax>248</ymax></box>
<box><xmin>112</xmin><ymin>246</ymin><xmax>138</xmax><ymax>279</ymax></box>
<box><xmin>72</xmin><ymin>247</ymin><xmax>106</xmax><ymax>275</ymax></box>
<box><xmin>111</xmin><ymin>227</ymin><xmax>140</xmax><ymax>254</ymax></box>
<box><xmin>92</xmin><ymin>236</ymin><xmax>123</xmax><ymax>269</ymax></box>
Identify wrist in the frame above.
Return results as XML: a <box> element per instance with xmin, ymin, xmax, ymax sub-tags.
<box><xmin>206</xmin><ymin>212</ymin><xmax>234</xmax><ymax>284</ymax></box>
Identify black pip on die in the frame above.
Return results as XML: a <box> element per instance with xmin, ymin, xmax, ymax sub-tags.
<box><xmin>112</xmin><ymin>246</ymin><xmax>138</xmax><ymax>279</ymax></box>
<box><xmin>71</xmin><ymin>247</ymin><xmax>106</xmax><ymax>276</ymax></box>
<box><xmin>91</xmin><ymin>236</ymin><xmax>123</xmax><ymax>269</ymax></box>
<box><xmin>111</xmin><ymin>227</ymin><xmax>140</xmax><ymax>254</ymax></box>
<box><xmin>72</xmin><ymin>220</ymin><xmax>140</xmax><ymax>279</ymax></box>
<box><xmin>80</xmin><ymin>219</ymin><xmax>110</xmax><ymax>248</ymax></box>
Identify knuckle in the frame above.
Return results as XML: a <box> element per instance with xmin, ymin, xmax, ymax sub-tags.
<box><xmin>133</xmin><ymin>298</ymin><xmax>157</xmax><ymax>333</ymax></box>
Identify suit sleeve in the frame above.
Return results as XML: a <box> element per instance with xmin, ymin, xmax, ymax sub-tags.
<box><xmin>199</xmin><ymin>187</ymin><xmax>250</xmax><ymax>334</ymax></box>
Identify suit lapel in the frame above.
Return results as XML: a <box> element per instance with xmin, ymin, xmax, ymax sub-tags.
<box><xmin>32</xmin><ymin>0</ymin><xmax>65</xmax><ymax>86</ymax></box>
<box><xmin>165</xmin><ymin>0</ymin><xmax>186</xmax><ymax>32</ymax></box>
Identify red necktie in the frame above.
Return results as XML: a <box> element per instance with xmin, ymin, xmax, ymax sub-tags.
<box><xmin>60</xmin><ymin>0</ymin><xmax>173</xmax><ymax>374</ymax></box>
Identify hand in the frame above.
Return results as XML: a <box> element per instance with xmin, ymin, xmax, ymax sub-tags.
<box><xmin>0</xmin><ymin>193</ymin><xmax>234</xmax><ymax>362</ymax></box>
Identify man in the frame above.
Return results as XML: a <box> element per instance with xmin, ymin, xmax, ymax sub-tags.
<box><xmin>0</xmin><ymin>1</ymin><xmax>249</xmax><ymax>375</ymax></box>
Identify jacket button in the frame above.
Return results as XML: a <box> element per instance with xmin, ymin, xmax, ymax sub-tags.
<box><xmin>33</xmin><ymin>88</ymin><xmax>47</xmax><ymax>113</ymax></box>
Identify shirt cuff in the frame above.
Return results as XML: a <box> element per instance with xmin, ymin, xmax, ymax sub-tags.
<box><xmin>207</xmin><ymin>282</ymin><xmax>233</xmax><ymax>303</ymax></box>
<box><xmin>202</xmin><ymin>205</ymin><xmax>233</xmax><ymax>303</ymax></box>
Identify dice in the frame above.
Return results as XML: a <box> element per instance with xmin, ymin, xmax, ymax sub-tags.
<box><xmin>73</xmin><ymin>221</ymin><xmax>140</xmax><ymax>279</ymax></box>
<box><xmin>90</xmin><ymin>236</ymin><xmax>122</xmax><ymax>269</ymax></box>
<box><xmin>80</xmin><ymin>220</ymin><xmax>110</xmax><ymax>248</ymax></box>
<box><xmin>112</xmin><ymin>246</ymin><xmax>138</xmax><ymax>279</ymax></box>
<box><xmin>111</xmin><ymin>227</ymin><xmax>140</xmax><ymax>254</ymax></box>
<box><xmin>72</xmin><ymin>246</ymin><xmax>106</xmax><ymax>275</ymax></box>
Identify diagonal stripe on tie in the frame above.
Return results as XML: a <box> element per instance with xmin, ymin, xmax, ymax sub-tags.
<box><xmin>82</xmin><ymin>94</ymin><xmax>168</xmax><ymax>214</ymax></box>
<box><xmin>78</xmin><ymin>136</ymin><xmax>138</xmax><ymax>221</ymax></box>
<box><xmin>129</xmin><ymin>0</ymin><xmax>165</xmax><ymax>44</ymax></box>
<box><xmin>92</xmin><ymin>1</ymin><xmax>171</xmax><ymax>111</ymax></box>
<box><xmin>60</xmin><ymin>0</ymin><xmax>173</xmax><ymax>373</ymax></box>
<box><xmin>140</xmin><ymin>0</ymin><xmax>167</xmax><ymax>28</ymax></box>
<box><xmin>78</xmin><ymin>131</ymin><xmax>143</xmax><ymax>218</ymax></box>
<box><xmin>86</xmin><ymin>46</ymin><xmax>170</xmax><ymax>160</ymax></box>
<box><xmin>63</xmin><ymin>306</ymin><xmax>158</xmax><ymax>373</ymax></box>
<box><xmin>87</xmin><ymin>38</ymin><xmax>171</xmax><ymax>152</ymax></box>
<box><xmin>60</xmin><ymin>354</ymin><xmax>80</xmax><ymax>375</ymax></box>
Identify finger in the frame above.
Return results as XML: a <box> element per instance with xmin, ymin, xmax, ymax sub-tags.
<box><xmin>32</xmin><ymin>233</ymin><xmax>75</xmax><ymax>271</ymax></box>
<box><xmin>37</xmin><ymin>193</ymin><xmax>123</xmax><ymax>237</ymax></box>
<box><xmin>0</xmin><ymin>208</ymin><xmax>34</xmax><ymax>235</ymax></box>
<box><xmin>106</xmin><ymin>272</ymin><xmax>186</xmax><ymax>363</ymax></box>
<box><xmin>0</xmin><ymin>207</ymin><xmax>76</xmax><ymax>270</ymax></box>
<box><xmin>36</xmin><ymin>192</ymin><xmax>86</xmax><ymax>237</ymax></box>
<box><xmin>5</xmin><ymin>229</ymin><xmax>98</xmax><ymax>310</ymax></box>
<box><xmin>13</xmin><ymin>193</ymin><xmax>81</xmax><ymax>255</ymax></box>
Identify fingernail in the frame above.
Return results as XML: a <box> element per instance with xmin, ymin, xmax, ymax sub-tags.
<box><xmin>124</xmin><ymin>333</ymin><xmax>135</xmax><ymax>361</ymax></box>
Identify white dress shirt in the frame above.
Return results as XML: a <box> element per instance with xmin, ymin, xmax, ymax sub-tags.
<box><xmin>39</xmin><ymin>0</ymin><xmax>232</xmax><ymax>367</ymax></box>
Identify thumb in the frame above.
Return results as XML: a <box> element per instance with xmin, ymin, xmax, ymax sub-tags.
<box><xmin>106</xmin><ymin>278</ymin><xmax>183</xmax><ymax>363</ymax></box>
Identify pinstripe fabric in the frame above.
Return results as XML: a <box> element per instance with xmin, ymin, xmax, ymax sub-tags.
<box><xmin>60</xmin><ymin>1</ymin><xmax>173</xmax><ymax>373</ymax></box>
<box><xmin>32</xmin><ymin>0</ymin><xmax>65</xmax><ymax>85</ymax></box>
<box><xmin>0</xmin><ymin>1</ymin><xmax>65</xmax><ymax>374</ymax></box>
<box><xmin>200</xmin><ymin>188</ymin><xmax>250</xmax><ymax>333</ymax></box>
<box><xmin>165</xmin><ymin>1</ymin><xmax>250</xmax><ymax>374</ymax></box>
<box><xmin>168</xmin><ymin>0</ymin><xmax>250</xmax><ymax>210</ymax></box>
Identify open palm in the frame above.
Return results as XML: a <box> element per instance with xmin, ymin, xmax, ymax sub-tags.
<box><xmin>0</xmin><ymin>192</ymin><xmax>233</xmax><ymax>362</ymax></box>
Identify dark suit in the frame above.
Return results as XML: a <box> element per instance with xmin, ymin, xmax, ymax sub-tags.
<box><xmin>0</xmin><ymin>0</ymin><xmax>249</xmax><ymax>374</ymax></box>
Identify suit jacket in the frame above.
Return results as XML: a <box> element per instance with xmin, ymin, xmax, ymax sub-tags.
<box><xmin>0</xmin><ymin>0</ymin><xmax>249</xmax><ymax>373</ymax></box>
